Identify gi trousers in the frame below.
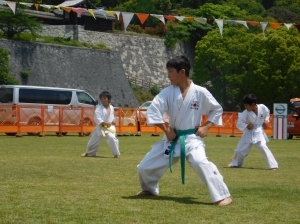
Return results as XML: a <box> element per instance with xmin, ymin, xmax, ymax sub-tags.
<box><xmin>138</xmin><ymin>140</ymin><xmax>231</xmax><ymax>202</ymax></box>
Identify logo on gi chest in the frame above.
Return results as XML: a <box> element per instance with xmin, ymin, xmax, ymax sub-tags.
<box><xmin>190</xmin><ymin>101</ymin><xmax>199</xmax><ymax>110</ymax></box>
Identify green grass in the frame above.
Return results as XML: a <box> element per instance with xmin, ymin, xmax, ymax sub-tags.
<box><xmin>0</xmin><ymin>133</ymin><xmax>300</xmax><ymax>224</ymax></box>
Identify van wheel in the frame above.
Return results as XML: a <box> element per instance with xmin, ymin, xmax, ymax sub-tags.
<box><xmin>27</xmin><ymin>118</ymin><xmax>41</xmax><ymax>136</ymax></box>
<box><xmin>287</xmin><ymin>133</ymin><xmax>293</xmax><ymax>140</ymax></box>
<box><xmin>5</xmin><ymin>133</ymin><xmax>17</xmax><ymax>136</ymax></box>
<box><xmin>79</xmin><ymin>118</ymin><xmax>93</xmax><ymax>136</ymax></box>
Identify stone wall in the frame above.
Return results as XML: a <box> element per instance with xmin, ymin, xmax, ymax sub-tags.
<box><xmin>39</xmin><ymin>25</ymin><xmax>195</xmax><ymax>86</ymax></box>
<box><xmin>0</xmin><ymin>38</ymin><xmax>138</xmax><ymax>107</ymax></box>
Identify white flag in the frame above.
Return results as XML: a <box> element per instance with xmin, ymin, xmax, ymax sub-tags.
<box><xmin>215</xmin><ymin>19</ymin><xmax>224</xmax><ymax>36</ymax></box>
<box><xmin>284</xmin><ymin>23</ymin><xmax>293</xmax><ymax>30</ymax></box>
<box><xmin>5</xmin><ymin>1</ymin><xmax>16</xmax><ymax>14</ymax></box>
<box><xmin>121</xmin><ymin>12</ymin><xmax>134</xmax><ymax>31</ymax></box>
<box><xmin>150</xmin><ymin>14</ymin><xmax>165</xmax><ymax>24</ymax></box>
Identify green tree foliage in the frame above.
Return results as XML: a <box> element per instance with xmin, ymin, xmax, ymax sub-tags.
<box><xmin>266</xmin><ymin>6</ymin><xmax>300</xmax><ymax>23</ymax></box>
<box><xmin>0</xmin><ymin>49</ymin><xmax>19</xmax><ymax>85</ymax></box>
<box><xmin>0</xmin><ymin>7</ymin><xmax>41</xmax><ymax>39</ymax></box>
<box><xmin>194</xmin><ymin>26</ymin><xmax>300</xmax><ymax>111</ymax></box>
<box><xmin>275</xmin><ymin>0</ymin><xmax>300</xmax><ymax>15</ymax></box>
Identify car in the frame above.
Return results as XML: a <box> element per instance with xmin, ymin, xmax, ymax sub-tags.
<box><xmin>139</xmin><ymin>101</ymin><xmax>152</xmax><ymax>109</ymax></box>
<box><xmin>287</xmin><ymin>106</ymin><xmax>300</xmax><ymax>139</ymax></box>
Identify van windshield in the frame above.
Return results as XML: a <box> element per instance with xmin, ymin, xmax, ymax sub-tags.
<box><xmin>19</xmin><ymin>89</ymin><xmax>72</xmax><ymax>104</ymax></box>
<box><xmin>0</xmin><ymin>88</ymin><xmax>13</xmax><ymax>103</ymax></box>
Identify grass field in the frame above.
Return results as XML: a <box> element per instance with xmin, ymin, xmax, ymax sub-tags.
<box><xmin>0</xmin><ymin>133</ymin><xmax>299</xmax><ymax>224</ymax></box>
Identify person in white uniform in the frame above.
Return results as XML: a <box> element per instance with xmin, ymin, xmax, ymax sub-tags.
<box><xmin>137</xmin><ymin>55</ymin><xmax>232</xmax><ymax>206</ymax></box>
<box><xmin>228</xmin><ymin>94</ymin><xmax>278</xmax><ymax>170</ymax></box>
<box><xmin>81</xmin><ymin>91</ymin><xmax>120</xmax><ymax>158</ymax></box>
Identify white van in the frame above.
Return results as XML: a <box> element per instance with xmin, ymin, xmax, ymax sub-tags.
<box><xmin>0</xmin><ymin>85</ymin><xmax>98</xmax><ymax>136</ymax></box>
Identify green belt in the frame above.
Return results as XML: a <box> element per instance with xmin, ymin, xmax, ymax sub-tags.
<box><xmin>169</xmin><ymin>128</ymin><xmax>197</xmax><ymax>184</ymax></box>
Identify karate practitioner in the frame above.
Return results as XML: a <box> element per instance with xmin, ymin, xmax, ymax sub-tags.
<box><xmin>81</xmin><ymin>91</ymin><xmax>120</xmax><ymax>158</ymax></box>
<box><xmin>137</xmin><ymin>55</ymin><xmax>232</xmax><ymax>206</ymax></box>
<box><xmin>228</xmin><ymin>94</ymin><xmax>278</xmax><ymax>170</ymax></box>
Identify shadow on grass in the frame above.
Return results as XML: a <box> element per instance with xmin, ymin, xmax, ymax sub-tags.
<box><xmin>122</xmin><ymin>195</ymin><xmax>212</xmax><ymax>205</ymax></box>
<box><xmin>224</xmin><ymin>166</ymin><xmax>269</xmax><ymax>170</ymax></box>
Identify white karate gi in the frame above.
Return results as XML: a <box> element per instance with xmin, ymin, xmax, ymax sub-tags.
<box><xmin>230</xmin><ymin>104</ymin><xmax>278</xmax><ymax>169</ymax></box>
<box><xmin>138</xmin><ymin>82</ymin><xmax>231</xmax><ymax>203</ymax></box>
<box><xmin>85</xmin><ymin>104</ymin><xmax>120</xmax><ymax>157</ymax></box>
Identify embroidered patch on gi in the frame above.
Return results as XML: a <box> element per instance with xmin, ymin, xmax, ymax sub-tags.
<box><xmin>190</xmin><ymin>101</ymin><xmax>199</xmax><ymax>110</ymax></box>
<box><xmin>260</xmin><ymin>114</ymin><xmax>264</xmax><ymax>119</ymax></box>
<box><xmin>164</xmin><ymin>145</ymin><xmax>171</xmax><ymax>155</ymax></box>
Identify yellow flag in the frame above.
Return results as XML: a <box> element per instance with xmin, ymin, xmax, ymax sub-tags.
<box><xmin>88</xmin><ymin>9</ymin><xmax>96</xmax><ymax>20</ymax></box>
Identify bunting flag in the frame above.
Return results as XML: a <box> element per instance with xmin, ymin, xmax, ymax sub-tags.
<box><xmin>194</xmin><ymin>18</ymin><xmax>207</xmax><ymax>25</ymax></box>
<box><xmin>236</xmin><ymin>20</ymin><xmax>248</xmax><ymax>29</ymax></box>
<box><xmin>225</xmin><ymin>20</ymin><xmax>237</xmax><ymax>26</ymax></box>
<box><xmin>184</xmin><ymin>17</ymin><xmax>194</xmax><ymax>22</ymax></box>
<box><xmin>121</xmin><ymin>12</ymin><xmax>134</xmax><ymax>31</ymax></box>
<box><xmin>207</xmin><ymin>18</ymin><xmax>215</xmax><ymax>24</ymax></box>
<box><xmin>72</xmin><ymin>7</ymin><xmax>85</xmax><ymax>16</ymax></box>
<box><xmin>269</xmin><ymin>22</ymin><xmax>281</xmax><ymax>30</ymax></box>
<box><xmin>260</xmin><ymin>22</ymin><xmax>268</xmax><ymax>36</ymax></box>
<box><xmin>34</xmin><ymin>4</ymin><xmax>39</xmax><ymax>10</ymax></box>
<box><xmin>61</xmin><ymin>6</ymin><xmax>72</xmax><ymax>13</ymax></box>
<box><xmin>150</xmin><ymin>14</ymin><xmax>165</xmax><ymax>24</ymax></box>
<box><xmin>284</xmin><ymin>23</ymin><xmax>293</xmax><ymax>30</ymax></box>
<box><xmin>164</xmin><ymin>15</ymin><xmax>175</xmax><ymax>21</ymax></box>
<box><xmin>94</xmin><ymin>9</ymin><xmax>107</xmax><ymax>19</ymax></box>
<box><xmin>215</xmin><ymin>19</ymin><xmax>224</xmax><ymax>36</ymax></box>
<box><xmin>115</xmin><ymin>11</ymin><xmax>120</xmax><ymax>20</ymax></box>
<box><xmin>294</xmin><ymin>24</ymin><xmax>300</xmax><ymax>32</ymax></box>
<box><xmin>5</xmin><ymin>1</ymin><xmax>16</xmax><ymax>14</ymax></box>
<box><xmin>175</xmin><ymin>16</ymin><xmax>185</xmax><ymax>21</ymax></box>
<box><xmin>135</xmin><ymin>13</ymin><xmax>149</xmax><ymax>25</ymax></box>
<box><xmin>105</xmin><ymin>10</ymin><xmax>116</xmax><ymax>17</ymax></box>
<box><xmin>247</xmin><ymin>21</ymin><xmax>260</xmax><ymax>26</ymax></box>
<box><xmin>88</xmin><ymin>9</ymin><xmax>96</xmax><ymax>20</ymax></box>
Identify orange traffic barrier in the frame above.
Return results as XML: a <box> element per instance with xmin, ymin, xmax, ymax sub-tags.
<box><xmin>0</xmin><ymin>105</ymin><xmax>274</xmax><ymax>137</ymax></box>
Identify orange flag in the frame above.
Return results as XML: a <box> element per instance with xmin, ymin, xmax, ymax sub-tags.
<box><xmin>269</xmin><ymin>22</ymin><xmax>281</xmax><ymax>30</ymax></box>
<box><xmin>135</xmin><ymin>13</ymin><xmax>149</xmax><ymax>25</ymax></box>
<box><xmin>247</xmin><ymin>21</ymin><xmax>260</xmax><ymax>26</ymax></box>
<box><xmin>61</xmin><ymin>7</ymin><xmax>72</xmax><ymax>13</ymax></box>
<box><xmin>164</xmin><ymin>15</ymin><xmax>175</xmax><ymax>21</ymax></box>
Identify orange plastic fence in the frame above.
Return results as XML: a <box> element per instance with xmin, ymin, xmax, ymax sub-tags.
<box><xmin>0</xmin><ymin>105</ymin><xmax>274</xmax><ymax>136</ymax></box>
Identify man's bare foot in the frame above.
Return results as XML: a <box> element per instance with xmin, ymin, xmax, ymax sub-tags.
<box><xmin>228</xmin><ymin>163</ymin><xmax>239</xmax><ymax>168</ymax></box>
<box><xmin>136</xmin><ymin>190</ymin><xmax>154</xmax><ymax>196</ymax></box>
<box><xmin>214</xmin><ymin>197</ymin><xmax>232</xmax><ymax>206</ymax></box>
<box><xmin>81</xmin><ymin>153</ymin><xmax>88</xmax><ymax>157</ymax></box>
<box><xmin>114</xmin><ymin>155</ymin><xmax>119</xmax><ymax>158</ymax></box>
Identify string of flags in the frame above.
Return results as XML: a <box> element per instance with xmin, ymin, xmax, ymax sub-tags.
<box><xmin>1</xmin><ymin>0</ymin><xmax>300</xmax><ymax>36</ymax></box>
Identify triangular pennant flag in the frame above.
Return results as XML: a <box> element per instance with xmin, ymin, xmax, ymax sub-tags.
<box><xmin>5</xmin><ymin>1</ymin><xmax>16</xmax><ymax>14</ymax></box>
<box><xmin>135</xmin><ymin>13</ymin><xmax>149</xmax><ymax>25</ymax></box>
<box><xmin>105</xmin><ymin>10</ymin><xmax>116</xmax><ymax>17</ymax></box>
<box><xmin>247</xmin><ymin>21</ymin><xmax>260</xmax><ymax>26</ymax></box>
<box><xmin>215</xmin><ymin>19</ymin><xmax>223</xmax><ymax>36</ymax></box>
<box><xmin>175</xmin><ymin>16</ymin><xmax>185</xmax><ymax>21</ymax></box>
<box><xmin>61</xmin><ymin>6</ymin><xmax>72</xmax><ymax>13</ymax></box>
<box><xmin>194</xmin><ymin>18</ymin><xmax>207</xmax><ymax>25</ymax></box>
<box><xmin>284</xmin><ymin>23</ymin><xmax>293</xmax><ymax>30</ymax></box>
<box><xmin>115</xmin><ymin>11</ymin><xmax>120</xmax><ymax>20</ymax></box>
<box><xmin>236</xmin><ymin>20</ymin><xmax>248</xmax><ymax>29</ymax></box>
<box><xmin>34</xmin><ymin>4</ymin><xmax>39</xmax><ymax>10</ymax></box>
<box><xmin>260</xmin><ymin>22</ymin><xmax>268</xmax><ymax>36</ymax></box>
<box><xmin>72</xmin><ymin>8</ymin><xmax>85</xmax><ymax>15</ymax></box>
<box><xmin>150</xmin><ymin>14</ymin><xmax>165</xmax><ymax>24</ymax></box>
<box><xmin>164</xmin><ymin>15</ymin><xmax>175</xmax><ymax>21</ymax></box>
<box><xmin>88</xmin><ymin>9</ymin><xmax>96</xmax><ymax>20</ymax></box>
<box><xmin>94</xmin><ymin>9</ymin><xmax>107</xmax><ymax>19</ymax></box>
<box><xmin>20</xmin><ymin>2</ymin><xmax>34</xmax><ymax>7</ymax></box>
<box><xmin>121</xmin><ymin>12</ymin><xmax>134</xmax><ymax>31</ymax></box>
<box><xmin>184</xmin><ymin>17</ymin><xmax>194</xmax><ymax>22</ymax></box>
<box><xmin>269</xmin><ymin>22</ymin><xmax>281</xmax><ymax>30</ymax></box>
<box><xmin>40</xmin><ymin>4</ymin><xmax>54</xmax><ymax>9</ymax></box>
<box><xmin>225</xmin><ymin>20</ymin><xmax>237</xmax><ymax>25</ymax></box>
<box><xmin>294</xmin><ymin>24</ymin><xmax>300</xmax><ymax>32</ymax></box>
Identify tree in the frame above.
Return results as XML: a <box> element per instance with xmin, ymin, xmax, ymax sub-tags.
<box><xmin>0</xmin><ymin>7</ymin><xmax>41</xmax><ymax>39</ymax></box>
<box><xmin>266</xmin><ymin>6</ymin><xmax>300</xmax><ymax>23</ymax></box>
<box><xmin>0</xmin><ymin>49</ymin><xmax>19</xmax><ymax>85</ymax></box>
<box><xmin>194</xmin><ymin>26</ymin><xmax>300</xmax><ymax>111</ymax></box>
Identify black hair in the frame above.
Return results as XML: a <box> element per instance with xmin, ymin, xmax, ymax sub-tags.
<box><xmin>99</xmin><ymin>91</ymin><xmax>111</xmax><ymax>100</ymax></box>
<box><xmin>242</xmin><ymin>94</ymin><xmax>257</xmax><ymax>105</ymax></box>
<box><xmin>166</xmin><ymin>55</ymin><xmax>191</xmax><ymax>77</ymax></box>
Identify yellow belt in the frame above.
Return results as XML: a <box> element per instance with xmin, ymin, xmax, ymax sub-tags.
<box><xmin>100</xmin><ymin>124</ymin><xmax>115</xmax><ymax>137</ymax></box>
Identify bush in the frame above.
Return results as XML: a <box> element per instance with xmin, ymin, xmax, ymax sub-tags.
<box><xmin>20</xmin><ymin>70</ymin><xmax>30</xmax><ymax>78</ymax></box>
